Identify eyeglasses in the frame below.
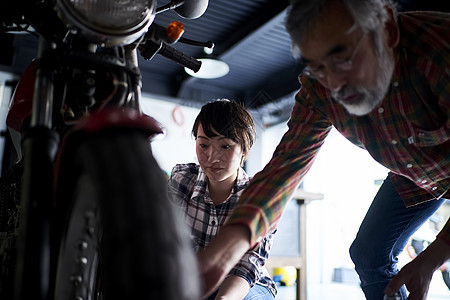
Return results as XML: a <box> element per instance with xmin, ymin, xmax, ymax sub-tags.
<box><xmin>302</xmin><ymin>32</ymin><xmax>366</xmax><ymax>80</ymax></box>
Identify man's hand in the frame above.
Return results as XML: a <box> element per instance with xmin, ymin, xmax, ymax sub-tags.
<box><xmin>384</xmin><ymin>238</ymin><xmax>450</xmax><ymax>300</ymax></box>
<box><xmin>384</xmin><ymin>257</ymin><xmax>433</xmax><ymax>300</ymax></box>
<box><xmin>196</xmin><ymin>224</ymin><xmax>251</xmax><ymax>298</ymax></box>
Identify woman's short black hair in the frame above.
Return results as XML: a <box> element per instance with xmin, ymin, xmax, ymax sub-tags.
<box><xmin>192</xmin><ymin>99</ymin><xmax>256</xmax><ymax>162</ymax></box>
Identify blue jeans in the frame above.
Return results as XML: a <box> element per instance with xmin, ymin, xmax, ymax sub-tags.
<box><xmin>207</xmin><ymin>283</ymin><xmax>275</xmax><ymax>300</ymax></box>
<box><xmin>349</xmin><ymin>175</ymin><xmax>445</xmax><ymax>300</ymax></box>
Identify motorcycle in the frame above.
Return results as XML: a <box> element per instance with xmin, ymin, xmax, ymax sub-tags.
<box><xmin>0</xmin><ymin>0</ymin><xmax>210</xmax><ymax>299</ymax></box>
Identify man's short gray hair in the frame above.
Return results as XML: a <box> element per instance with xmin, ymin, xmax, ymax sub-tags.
<box><xmin>285</xmin><ymin>0</ymin><xmax>397</xmax><ymax>57</ymax></box>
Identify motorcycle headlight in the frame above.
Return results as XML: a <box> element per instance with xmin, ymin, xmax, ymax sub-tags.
<box><xmin>56</xmin><ymin>0</ymin><xmax>156</xmax><ymax>46</ymax></box>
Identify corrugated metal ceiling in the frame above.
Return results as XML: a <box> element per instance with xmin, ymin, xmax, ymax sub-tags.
<box><xmin>1</xmin><ymin>0</ymin><xmax>448</xmax><ymax>125</ymax></box>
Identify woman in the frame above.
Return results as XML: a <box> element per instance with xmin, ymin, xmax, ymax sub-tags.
<box><xmin>167</xmin><ymin>99</ymin><xmax>277</xmax><ymax>300</ymax></box>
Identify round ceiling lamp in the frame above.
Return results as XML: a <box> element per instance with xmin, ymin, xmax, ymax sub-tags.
<box><xmin>185</xmin><ymin>58</ymin><xmax>230</xmax><ymax>79</ymax></box>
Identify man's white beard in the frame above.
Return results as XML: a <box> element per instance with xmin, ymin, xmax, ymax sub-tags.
<box><xmin>332</xmin><ymin>47</ymin><xmax>395</xmax><ymax>116</ymax></box>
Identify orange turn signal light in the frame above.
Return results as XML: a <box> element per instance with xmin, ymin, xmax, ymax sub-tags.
<box><xmin>166</xmin><ymin>21</ymin><xmax>185</xmax><ymax>42</ymax></box>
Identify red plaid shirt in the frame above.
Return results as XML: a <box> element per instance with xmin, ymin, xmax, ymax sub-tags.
<box><xmin>227</xmin><ymin>11</ymin><xmax>450</xmax><ymax>246</ymax></box>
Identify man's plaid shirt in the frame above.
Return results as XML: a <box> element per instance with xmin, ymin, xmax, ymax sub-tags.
<box><xmin>168</xmin><ymin>163</ymin><xmax>277</xmax><ymax>294</ymax></box>
<box><xmin>226</xmin><ymin>11</ymin><xmax>450</xmax><ymax>246</ymax></box>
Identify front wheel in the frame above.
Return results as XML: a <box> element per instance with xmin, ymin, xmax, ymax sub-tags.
<box><xmin>53</xmin><ymin>130</ymin><xmax>200</xmax><ymax>299</ymax></box>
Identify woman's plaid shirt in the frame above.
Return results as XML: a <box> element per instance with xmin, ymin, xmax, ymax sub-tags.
<box><xmin>226</xmin><ymin>11</ymin><xmax>450</xmax><ymax>246</ymax></box>
<box><xmin>168</xmin><ymin>163</ymin><xmax>277</xmax><ymax>293</ymax></box>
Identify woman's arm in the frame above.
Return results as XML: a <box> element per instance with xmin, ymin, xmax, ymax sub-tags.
<box><xmin>213</xmin><ymin>275</ymin><xmax>250</xmax><ymax>300</ymax></box>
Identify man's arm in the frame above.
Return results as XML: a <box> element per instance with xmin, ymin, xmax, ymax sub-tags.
<box><xmin>227</xmin><ymin>99</ymin><xmax>332</xmax><ymax>245</ymax></box>
<box><xmin>197</xmin><ymin>225</ymin><xmax>251</xmax><ymax>298</ymax></box>
<box><xmin>198</xmin><ymin>100</ymin><xmax>331</xmax><ymax>297</ymax></box>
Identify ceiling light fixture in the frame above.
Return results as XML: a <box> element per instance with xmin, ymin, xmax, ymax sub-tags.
<box><xmin>185</xmin><ymin>58</ymin><xmax>230</xmax><ymax>79</ymax></box>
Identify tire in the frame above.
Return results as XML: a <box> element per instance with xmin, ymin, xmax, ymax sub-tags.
<box><xmin>53</xmin><ymin>130</ymin><xmax>200</xmax><ymax>300</ymax></box>
<box><xmin>0</xmin><ymin>162</ymin><xmax>22</xmax><ymax>300</ymax></box>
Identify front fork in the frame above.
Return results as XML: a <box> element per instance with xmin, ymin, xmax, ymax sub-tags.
<box><xmin>124</xmin><ymin>41</ymin><xmax>143</xmax><ymax>112</ymax></box>
<box><xmin>14</xmin><ymin>36</ymin><xmax>59</xmax><ymax>300</ymax></box>
<box><xmin>14</xmin><ymin>37</ymin><xmax>159</xmax><ymax>300</ymax></box>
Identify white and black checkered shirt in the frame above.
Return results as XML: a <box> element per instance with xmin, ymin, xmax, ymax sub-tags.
<box><xmin>168</xmin><ymin>163</ymin><xmax>277</xmax><ymax>293</ymax></box>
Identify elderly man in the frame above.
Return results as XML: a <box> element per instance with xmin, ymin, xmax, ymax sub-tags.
<box><xmin>197</xmin><ymin>1</ymin><xmax>450</xmax><ymax>299</ymax></box>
